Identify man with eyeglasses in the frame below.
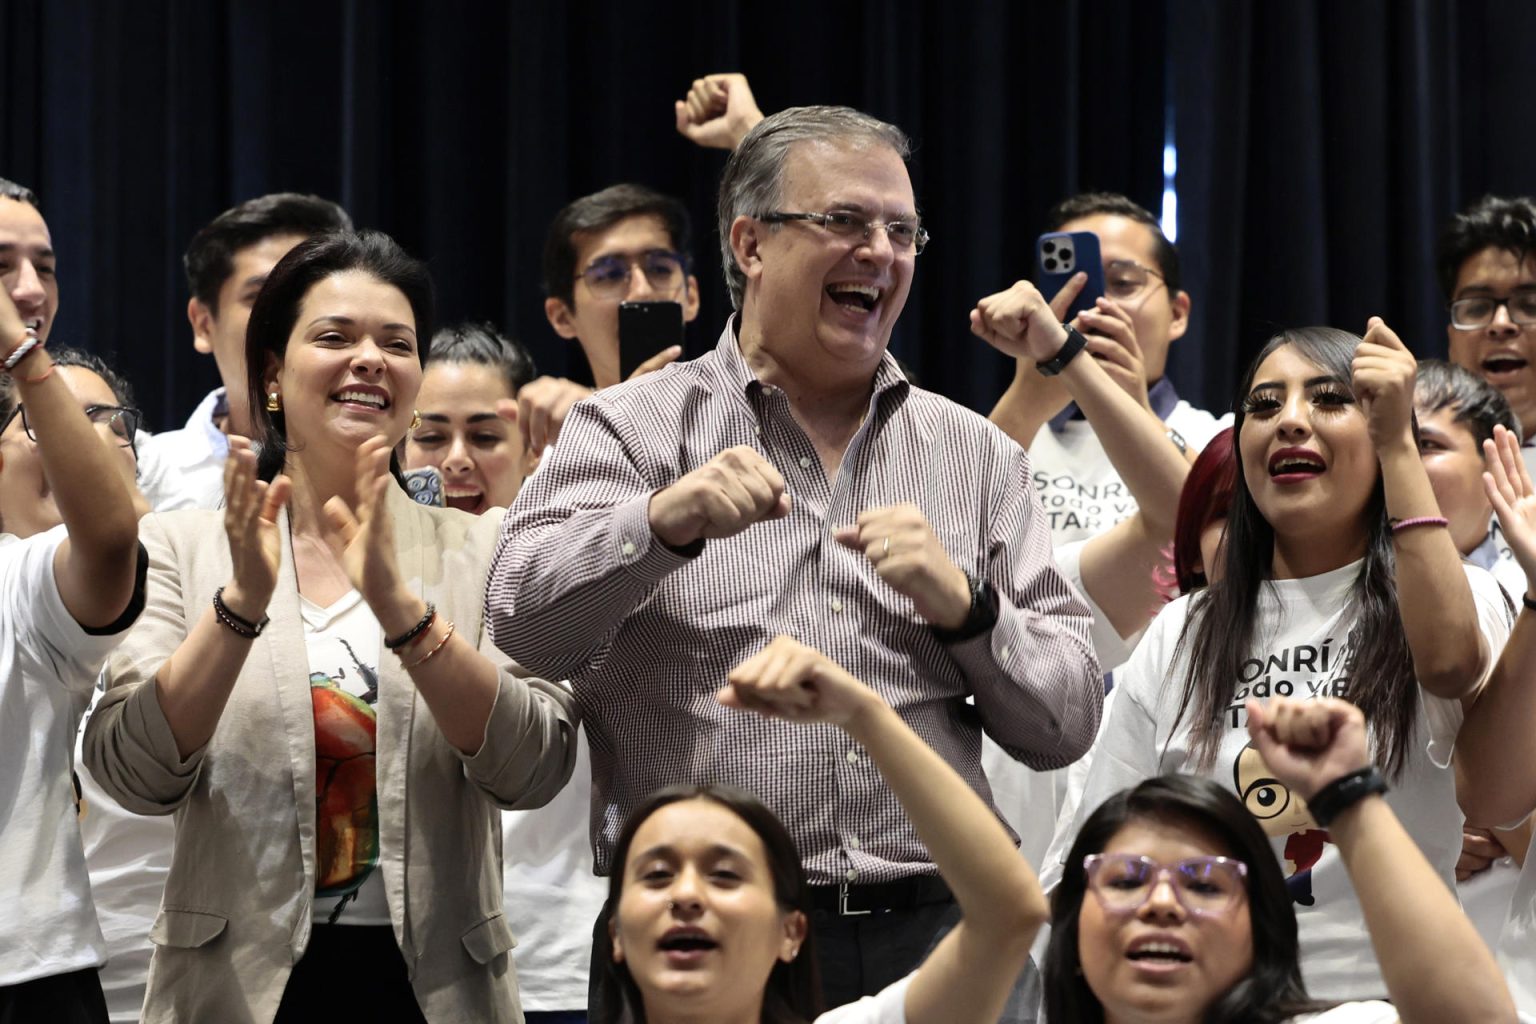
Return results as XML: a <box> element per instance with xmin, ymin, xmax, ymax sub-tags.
<box><xmin>490</xmin><ymin>106</ymin><xmax>1099</xmax><ymax>1021</ymax></box>
<box><xmin>515</xmin><ymin>184</ymin><xmax>701</xmax><ymax>455</ymax></box>
<box><xmin>0</xmin><ymin>184</ymin><xmax>147</xmax><ymax>1024</ymax></box>
<box><xmin>1439</xmin><ymin>194</ymin><xmax>1536</xmax><ymax>471</ymax></box>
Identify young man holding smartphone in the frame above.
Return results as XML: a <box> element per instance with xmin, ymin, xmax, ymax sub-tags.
<box><xmin>515</xmin><ymin>184</ymin><xmax>702</xmax><ymax>455</ymax></box>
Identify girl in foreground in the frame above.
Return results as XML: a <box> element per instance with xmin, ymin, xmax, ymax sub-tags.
<box><xmin>598</xmin><ymin>635</ymin><xmax>1048</xmax><ymax>1024</ymax></box>
<box><xmin>1046</xmin><ymin>695</ymin><xmax>1516</xmax><ymax>1024</ymax></box>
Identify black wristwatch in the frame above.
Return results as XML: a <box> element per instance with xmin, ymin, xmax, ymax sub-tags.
<box><xmin>1035</xmin><ymin>325</ymin><xmax>1088</xmax><ymax>377</ymax></box>
<box><xmin>930</xmin><ymin>575</ymin><xmax>1000</xmax><ymax>643</ymax></box>
<box><xmin>1306</xmin><ymin>766</ymin><xmax>1389</xmax><ymax>828</ymax></box>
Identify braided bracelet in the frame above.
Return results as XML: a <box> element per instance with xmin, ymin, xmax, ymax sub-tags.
<box><xmin>402</xmin><ymin>621</ymin><xmax>455</xmax><ymax>670</ymax></box>
<box><xmin>385</xmin><ymin>602</ymin><xmax>436</xmax><ymax>650</ymax></box>
<box><xmin>212</xmin><ymin>587</ymin><xmax>269</xmax><ymax>639</ymax></box>
<box><xmin>1</xmin><ymin>333</ymin><xmax>42</xmax><ymax>373</ymax></box>
<box><xmin>1387</xmin><ymin>515</ymin><xmax>1449</xmax><ymax>535</ymax></box>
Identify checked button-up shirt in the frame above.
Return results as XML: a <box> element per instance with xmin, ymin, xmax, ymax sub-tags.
<box><xmin>486</xmin><ymin>320</ymin><xmax>1102</xmax><ymax>884</ymax></box>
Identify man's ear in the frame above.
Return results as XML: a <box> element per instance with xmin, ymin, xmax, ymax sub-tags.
<box><xmin>188</xmin><ymin>298</ymin><xmax>216</xmax><ymax>355</ymax></box>
<box><xmin>545</xmin><ymin>297</ymin><xmax>580</xmax><ymax>341</ymax></box>
<box><xmin>730</xmin><ymin>215</ymin><xmax>764</xmax><ymax>286</ymax></box>
<box><xmin>1168</xmin><ymin>289</ymin><xmax>1192</xmax><ymax>343</ymax></box>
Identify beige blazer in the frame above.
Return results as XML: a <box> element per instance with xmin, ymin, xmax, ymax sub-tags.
<box><xmin>82</xmin><ymin>487</ymin><xmax>578</xmax><ymax>1024</ymax></box>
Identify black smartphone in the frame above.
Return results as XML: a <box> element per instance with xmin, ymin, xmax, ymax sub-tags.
<box><xmin>1036</xmin><ymin>231</ymin><xmax>1105</xmax><ymax>322</ymax></box>
<box><xmin>618</xmin><ymin>300</ymin><xmax>684</xmax><ymax>380</ymax></box>
<box><xmin>401</xmin><ymin>465</ymin><xmax>445</xmax><ymax>507</ymax></box>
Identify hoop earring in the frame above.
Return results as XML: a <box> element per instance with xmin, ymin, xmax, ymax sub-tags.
<box><xmin>266</xmin><ymin>391</ymin><xmax>282</xmax><ymax>413</ymax></box>
<box><xmin>410</xmin><ymin>409</ymin><xmax>422</xmax><ymax>430</ymax></box>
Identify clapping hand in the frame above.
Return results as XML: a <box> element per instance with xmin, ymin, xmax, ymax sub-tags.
<box><xmin>320</xmin><ymin>435</ymin><xmax>408</xmax><ymax>614</ymax></box>
<box><xmin>220</xmin><ymin>436</ymin><xmax>291</xmax><ymax>622</ymax></box>
<box><xmin>1483</xmin><ymin>423</ymin><xmax>1536</xmax><ymax>594</ymax></box>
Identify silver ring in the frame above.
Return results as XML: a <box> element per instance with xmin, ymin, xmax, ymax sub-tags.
<box><xmin>881</xmin><ymin>536</ymin><xmax>890</xmax><ymax>557</ymax></box>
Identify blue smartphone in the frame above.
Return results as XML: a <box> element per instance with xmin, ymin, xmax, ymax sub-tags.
<box><xmin>1036</xmin><ymin>231</ymin><xmax>1105</xmax><ymax>322</ymax></box>
<box><xmin>402</xmin><ymin>465</ymin><xmax>445</xmax><ymax>507</ymax></box>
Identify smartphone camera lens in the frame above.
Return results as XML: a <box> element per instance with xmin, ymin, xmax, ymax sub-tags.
<box><xmin>1043</xmin><ymin>257</ymin><xmax>1058</xmax><ymax>271</ymax></box>
<box><xmin>1042</xmin><ymin>240</ymin><xmax>1057</xmax><ymax>254</ymax></box>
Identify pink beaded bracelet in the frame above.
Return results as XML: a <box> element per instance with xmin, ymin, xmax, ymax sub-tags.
<box><xmin>1388</xmin><ymin>515</ymin><xmax>1449</xmax><ymax>534</ymax></box>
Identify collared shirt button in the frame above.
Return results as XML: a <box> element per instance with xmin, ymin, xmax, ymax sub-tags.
<box><xmin>845</xmin><ymin>749</ymin><xmax>859</xmax><ymax>763</ymax></box>
<box><xmin>1001</xmin><ymin>645</ymin><xmax>1011</xmax><ymax>660</ymax></box>
<box><xmin>845</xmin><ymin>869</ymin><xmax>858</xmax><ymax>882</ymax></box>
<box><xmin>798</xmin><ymin>456</ymin><xmax>812</xmax><ymax>469</ymax></box>
<box><xmin>621</xmin><ymin>541</ymin><xmax>637</xmax><ymax>557</ymax></box>
<box><xmin>830</xmin><ymin>597</ymin><xmax>843</xmax><ymax>613</ymax></box>
<box><xmin>849</xmin><ymin>835</ymin><xmax>861</xmax><ymax>849</ymax></box>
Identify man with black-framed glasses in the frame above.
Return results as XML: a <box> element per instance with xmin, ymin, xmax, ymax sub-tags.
<box><xmin>491</xmin><ymin>105</ymin><xmax>1099</xmax><ymax>1022</ymax></box>
<box><xmin>1439</xmin><ymin>194</ymin><xmax>1536</xmax><ymax>468</ymax></box>
<box><xmin>516</xmin><ymin>184</ymin><xmax>703</xmax><ymax>457</ymax></box>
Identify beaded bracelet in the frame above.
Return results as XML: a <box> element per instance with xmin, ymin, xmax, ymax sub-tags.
<box><xmin>1387</xmin><ymin>515</ymin><xmax>1449</xmax><ymax>534</ymax></box>
<box><xmin>385</xmin><ymin>602</ymin><xmax>436</xmax><ymax>650</ymax></box>
<box><xmin>403</xmin><ymin>621</ymin><xmax>455</xmax><ymax>670</ymax></box>
<box><xmin>212</xmin><ymin>586</ymin><xmax>269</xmax><ymax>639</ymax></box>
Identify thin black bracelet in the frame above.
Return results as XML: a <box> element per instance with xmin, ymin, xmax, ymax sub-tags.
<box><xmin>1522</xmin><ymin>592</ymin><xmax>1536</xmax><ymax>613</ymax></box>
<box><xmin>212</xmin><ymin>586</ymin><xmax>269</xmax><ymax>639</ymax></box>
<box><xmin>1306</xmin><ymin>766</ymin><xmax>1389</xmax><ymax>829</ymax></box>
<box><xmin>385</xmin><ymin>602</ymin><xmax>437</xmax><ymax>650</ymax></box>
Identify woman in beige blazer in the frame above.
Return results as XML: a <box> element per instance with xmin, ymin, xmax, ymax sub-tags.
<box><xmin>82</xmin><ymin>231</ymin><xmax>578</xmax><ymax>1024</ymax></box>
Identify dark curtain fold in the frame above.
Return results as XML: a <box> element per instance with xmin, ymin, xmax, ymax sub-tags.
<box><xmin>3</xmin><ymin>1</ymin><xmax>1530</xmax><ymax>430</ymax></box>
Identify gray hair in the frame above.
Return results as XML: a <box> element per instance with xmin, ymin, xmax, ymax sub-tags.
<box><xmin>716</xmin><ymin>105</ymin><xmax>912</xmax><ymax>310</ymax></box>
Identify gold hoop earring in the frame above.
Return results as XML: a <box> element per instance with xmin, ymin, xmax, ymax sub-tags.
<box><xmin>410</xmin><ymin>410</ymin><xmax>422</xmax><ymax>431</ymax></box>
<box><xmin>266</xmin><ymin>391</ymin><xmax>282</xmax><ymax>412</ymax></box>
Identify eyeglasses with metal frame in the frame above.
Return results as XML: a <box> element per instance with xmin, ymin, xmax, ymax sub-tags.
<box><xmin>1083</xmin><ymin>852</ymin><xmax>1249</xmax><ymax>917</ymax></box>
<box><xmin>0</xmin><ymin>403</ymin><xmax>142</xmax><ymax>454</ymax></box>
<box><xmin>574</xmin><ymin>250</ymin><xmax>688</xmax><ymax>299</ymax></box>
<box><xmin>758</xmin><ymin>210</ymin><xmax>931</xmax><ymax>255</ymax></box>
<box><xmin>1449</xmin><ymin>291</ymin><xmax>1536</xmax><ymax>331</ymax></box>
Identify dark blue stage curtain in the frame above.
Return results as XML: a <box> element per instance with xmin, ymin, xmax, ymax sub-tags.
<box><xmin>1</xmin><ymin>0</ymin><xmax>1531</xmax><ymax>430</ymax></box>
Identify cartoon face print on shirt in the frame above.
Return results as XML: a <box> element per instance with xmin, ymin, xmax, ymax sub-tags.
<box><xmin>1234</xmin><ymin>742</ymin><xmax>1331</xmax><ymax>908</ymax></box>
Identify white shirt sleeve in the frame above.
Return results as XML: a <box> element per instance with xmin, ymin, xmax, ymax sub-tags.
<box><xmin>815</xmin><ymin>973</ymin><xmax>913</xmax><ymax>1024</ymax></box>
<box><xmin>1287</xmin><ymin>1000</ymin><xmax>1398</xmax><ymax>1023</ymax></box>
<box><xmin>1054</xmin><ymin>540</ymin><xmax>1141</xmax><ymax>669</ymax></box>
<box><xmin>1</xmin><ymin>525</ymin><xmax>132</xmax><ymax>686</ymax></box>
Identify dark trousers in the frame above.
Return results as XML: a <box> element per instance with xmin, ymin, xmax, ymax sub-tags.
<box><xmin>0</xmin><ymin>967</ymin><xmax>108</xmax><ymax>1024</ymax></box>
<box><xmin>274</xmin><ymin>924</ymin><xmax>427</xmax><ymax>1023</ymax></box>
<box><xmin>814</xmin><ymin>900</ymin><xmax>1040</xmax><ymax>1024</ymax></box>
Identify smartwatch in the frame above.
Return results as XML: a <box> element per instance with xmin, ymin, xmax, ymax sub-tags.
<box><xmin>1035</xmin><ymin>325</ymin><xmax>1088</xmax><ymax>377</ymax></box>
<box><xmin>930</xmin><ymin>575</ymin><xmax>1000</xmax><ymax>643</ymax></box>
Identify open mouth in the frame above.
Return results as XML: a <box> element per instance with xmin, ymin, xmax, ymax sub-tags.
<box><xmin>826</xmin><ymin>282</ymin><xmax>883</xmax><ymax>314</ymax></box>
<box><xmin>1268</xmin><ymin>446</ymin><xmax>1326</xmax><ymax>480</ymax></box>
<box><xmin>331</xmin><ymin>385</ymin><xmax>391</xmax><ymax>411</ymax></box>
<box><xmin>1482</xmin><ymin>355</ymin><xmax>1529</xmax><ymax>378</ymax></box>
<box><xmin>444</xmin><ymin>488</ymin><xmax>485</xmax><ymax>513</ymax></box>
<box><xmin>23</xmin><ymin>317</ymin><xmax>44</xmax><ymax>335</ymax></box>
<box><xmin>1126</xmin><ymin>940</ymin><xmax>1193</xmax><ymax>965</ymax></box>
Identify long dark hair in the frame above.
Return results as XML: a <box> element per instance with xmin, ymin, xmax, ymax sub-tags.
<box><xmin>244</xmin><ymin>230</ymin><xmax>435</xmax><ymax>483</ymax></box>
<box><xmin>595</xmin><ymin>784</ymin><xmax>821</xmax><ymax>1024</ymax></box>
<box><xmin>1172</xmin><ymin>328</ymin><xmax>1419</xmax><ymax>777</ymax></box>
<box><xmin>1171</xmin><ymin>427</ymin><xmax>1236</xmax><ymax>594</ymax></box>
<box><xmin>1044</xmin><ymin>775</ymin><xmax>1330</xmax><ymax>1024</ymax></box>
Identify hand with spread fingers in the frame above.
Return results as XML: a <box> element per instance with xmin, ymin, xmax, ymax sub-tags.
<box><xmin>1352</xmin><ymin>316</ymin><xmax>1418</xmax><ymax>453</ymax></box>
<box><xmin>1245</xmin><ymin>696</ymin><xmax>1371</xmax><ymax>803</ymax></box>
<box><xmin>833</xmin><ymin>503</ymin><xmax>972</xmax><ymax>630</ymax></box>
<box><xmin>674</xmin><ymin>73</ymin><xmax>765</xmax><ymax>150</ymax></box>
<box><xmin>648</xmin><ymin>445</ymin><xmax>791</xmax><ymax>548</ymax></box>
<box><xmin>320</xmin><ymin>434</ymin><xmax>412</xmax><ymax>622</ymax></box>
<box><xmin>718</xmin><ymin>635</ymin><xmax>878</xmax><ymax>728</ymax></box>
<box><xmin>1483</xmin><ymin>422</ymin><xmax>1536</xmax><ymax>588</ymax></box>
<box><xmin>219</xmin><ymin>436</ymin><xmax>292</xmax><ymax>623</ymax></box>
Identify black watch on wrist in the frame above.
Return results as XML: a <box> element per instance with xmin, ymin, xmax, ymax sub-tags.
<box><xmin>1035</xmin><ymin>325</ymin><xmax>1088</xmax><ymax>377</ymax></box>
<box><xmin>930</xmin><ymin>575</ymin><xmax>1000</xmax><ymax>643</ymax></box>
<box><xmin>1306</xmin><ymin>766</ymin><xmax>1389</xmax><ymax>829</ymax></box>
